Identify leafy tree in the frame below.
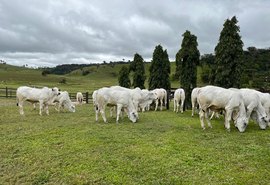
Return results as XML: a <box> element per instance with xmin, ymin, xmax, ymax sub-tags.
<box><xmin>200</xmin><ymin>54</ymin><xmax>216</xmax><ymax>84</ymax></box>
<box><xmin>148</xmin><ymin>44</ymin><xmax>171</xmax><ymax>90</ymax></box>
<box><xmin>214</xmin><ymin>16</ymin><xmax>244</xmax><ymax>88</ymax></box>
<box><xmin>129</xmin><ymin>53</ymin><xmax>146</xmax><ymax>89</ymax></box>
<box><xmin>176</xmin><ymin>30</ymin><xmax>200</xmax><ymax>109</ymax></box>
<box><xmin>118</xmin><ymin>66</ymin><xmax>131</xmax><ymax>88</ymax></box>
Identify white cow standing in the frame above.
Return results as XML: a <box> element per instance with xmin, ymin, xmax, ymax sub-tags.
<box><xmin>191</xmin><ymin>87</ymin><xmax>201</xmax><ymax>117</ymax></box>
<box><xmin>95</xmin><ymin>87</ymin><xmax>138</xmax><ymax>123</ymax></box>
<box><xmin>16</xmin><ymin>86</ymin><xmax>60</xmax><ymax>115</ymax></box>
<box><xmin>173</xmin><ymin>88</ymin><xmax>185</xmax><ymax>113</ymax></box>
<box><xmin>76</xmin><ymin>92</ymin><xmax>83</xmax><ymax>104</ymax></box>
<box><xmin>197</xmin><ymin>85</ymin><xmax>248</xmax><ymax>132</ymax></box>
<box><xmin>54</xmin><ymin>91</ymin><xmax>75</xmax><ymax>113</ymax></box>
<box><xmin>230</xmin><ymin>88</ymin><xmax>269</xmax><ymax>129</ymax></box>
<box><xmin>151</xmin><ymin>88</ymin><xmax>167</xmax><ymax>111</ymax></box>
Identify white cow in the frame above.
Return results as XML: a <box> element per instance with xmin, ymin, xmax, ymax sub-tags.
<box><xmin>139</xmin><ymin>89</ymin><xmax>157</xmax><ymax>112</ymax></box>
<box><xmin>197</xmin><ymin>85</ymin><xmax>248</xmax><ymax>132</ymax></box>
<box><xmin>76</xmin><ymin>92</ymin><xmax>83</xmax><ymax>104</ymax></box>
<box><xmin>95</xmin><ymin>87</ymin><xmax>138</xmax><ymax>123</ymax></box>
<box><xmin>151</xmin><ymin>88</ymin><xmax>167</xmax><ymax>111</ymax></box>
<box><xmin>174</xmin><ymin>88</ymin><xmax>185</xmax><ymax>113</ymax></box>
<box><xmin>230</xmin><ymin>88</ymin><xmax>269</xmax><ymax>129</ymax></box>
<box><xmin>54</xmin><ymin>91</ymin><xmax>75</xmax><ymax>113</ymax></box>
<box><xmin>16</xmin><ymin>86</ymin><xmax>60</xmax><ymax>115</ymax></box>
<box><xmin>110</xmin><ymin>86</ymin><xmax>157</xmax><ymax>112</ymax></box>
<box><xmin>191</xmin><ymin>87</ymin><xmax>201</xmax><ymax>116</ymax></box>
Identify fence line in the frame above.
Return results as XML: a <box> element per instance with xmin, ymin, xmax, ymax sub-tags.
<box><xmin>0</xmin><ymin>87</ymin><xmax>92</xmax><ymax>104</ymax></box>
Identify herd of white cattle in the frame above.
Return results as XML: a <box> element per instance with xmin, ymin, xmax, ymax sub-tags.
<box><xmin>15</xmin><ymin>85</ymin><xmax>270</xmax><ymax>133</ymax></box>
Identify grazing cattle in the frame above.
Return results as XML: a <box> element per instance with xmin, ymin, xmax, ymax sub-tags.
<box><xmin>173</xmin><ymin>88</ymin><xmax>185</xmax><ymax>113</ymax></box>
<box><xmin>54</xmin><ymin>91</ymin><xmax>75</xmax><ymax>113</ymax></box>
<box><xmin>244</xmin><ymin>89</ymin><xmax>270</xmax><ymax>127</ymax></box>
<box><xmin>110</xmin><ymin>86</ymin><xmax>157</xmax><ymax>112</ymax></box>
<box><xmin>95</xmin><ymin>87</ymin><xmax>138</xmax><ymax>123</ymax></box>
<box><xmin>139</xmin><ymin>89</ymin><xmax>157</xmax><ymax>112</ymax></box>
<box><xmin>191</xmin><ymin>87</ymin><xmax>201</xmax><ymax>117</ymax></box>
<box><xmin>230</xmin><ymin>88</ymin><xmax>269</xmax><ymax>129</ymax></box>
<box><xmin>76</xmin><ymin>92</ymin><xmax>83</xmax><ymax>104</ymax></box>
<box><xmin>16</xmin><ymin>86</ymin><xmax>60</xmax><ymax>115</ymax></box>
<box><xmin>197</xmin><ymin>85</ymin><xmax>248</xmax><ymax>132</ymax></box>
<box><xmin>151</xmin><ymin>88</ymin><xmax>167</xmax><ymax>111</ymax></box>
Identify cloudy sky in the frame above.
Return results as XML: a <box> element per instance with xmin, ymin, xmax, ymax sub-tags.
<box><xmin>0</xmin><ymin>0</ymin><xmax>270</xmax><ymax>67</ymax></box>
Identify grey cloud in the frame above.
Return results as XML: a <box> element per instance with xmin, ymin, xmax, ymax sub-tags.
<box><xmin>0</xmin><ymin>0</ymin><xmax>270</xmax><ymax>67</ymax></box>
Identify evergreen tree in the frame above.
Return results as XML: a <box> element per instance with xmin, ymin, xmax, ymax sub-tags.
<box><xmin>176</xmin><ymin>30</ymin><xmax>200</xmax><ymax>109</ymax></box>
<box><xmin>129</xmin><ymin>53</ymin><xmax>146</xmax><ymax>89</ymax></box>
<box><xmin>214</xmin><ymin>16</ymin><xmax>244</xmax><ymax>88</ymax></box>
<box><xmin>118</xmin><ymin>66</ymin><xmax>131</xmax><ymax>88</ymax></box>
<box><xmin>148</xmin><ymin>45</ymin><xmax>171</xmax><ymax>90</ymax></box>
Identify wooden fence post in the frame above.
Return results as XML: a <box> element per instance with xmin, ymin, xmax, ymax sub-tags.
<box><xmin>85</xmin><ymin>92</ymin><xmax>89</xmax><ymax>104</ymax></box>
<box><xmin>6</xmin><ymin>87</ymin><xmax>8</xmax><ymax>98</ymax></box>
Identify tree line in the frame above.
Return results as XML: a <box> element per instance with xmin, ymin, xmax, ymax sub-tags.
<box><xmin>119</xmin><ymin>16</ymin><xmax>270</xmax><ymax>108</ymax></box>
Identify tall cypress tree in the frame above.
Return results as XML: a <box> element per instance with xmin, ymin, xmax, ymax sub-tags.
<box><xmin>118</xmin><ymin>66</ymin><xmax>131</xmax><ymax>88</ymax></box>
<box><xmin>129</xmin><ymin>53</ymin><xmax>146</xmax><ymax>89</ymax></box>
<box><xmin>148</xmin><ymin>44</ymin><xmax>171</xmax><ymax>90</ymax></box>
<box><xmin>214</xmin><ymin>16</ymin><xmax>244</xmax><ymax>88</ymax></box>
<box><xmin>176</xmin><ymin>30</ymin><xmax>200</xmax><ymax>109</ymax></box>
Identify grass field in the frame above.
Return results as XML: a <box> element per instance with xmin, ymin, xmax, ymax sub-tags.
<box><xmin>1</xmin><ymin>63</ymin><xmax>270</xmax><ymax>184</ymax></box>
<box><xmin>1</xmin><ymin>98</ymin><xmax>270</xmax><ymax>184</ymax></box>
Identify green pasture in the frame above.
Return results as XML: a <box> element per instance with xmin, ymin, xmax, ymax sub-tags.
<box><xmin>1</xmin><ymin>98</ymin><xmax>270</xmax><ymax>184</ymax></box>
<box><xmin>1</xmin><ymin>63</ymin><xmax>270</xmax><ymax>184</ymax></box>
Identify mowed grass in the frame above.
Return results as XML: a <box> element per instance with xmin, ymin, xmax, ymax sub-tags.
<box><xmin>1</xmin><ymin>99</ymin><xmax>270</xmax><ymax>184</ymax></box>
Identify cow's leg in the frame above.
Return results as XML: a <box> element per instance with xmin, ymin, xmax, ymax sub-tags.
<box><xmin>173</xmin><ymin>99</ymin><xmax>176</xmax><ymax>112</ymax></box>
<box><xmin>224</xmin><ymin>109</ymin><xmax>233</xmax><ymax>132</ymax></box>
<box><xmin>110</xmin><ymin>107</ymin><xmax>114</xmax><ymax>117</ymax></box>
<box><xmin>33</xmin><ymin>103</ymin><xmax>36</xmax><ymax>110</ymax></box>
<box><xmin>160</xmin><ymin>99</ymin><xmax>163</xmax><ymax>111</ymax></box>
<box><xmin>39</xmin><ymin>101</ymin><xmax>43</xmax><ymax>116</ymax></box>
<box><xmin>116</xmin><ymin>104</ymin><xmax>123</xmax><ymax>123</ymax></box>
<box><xmin>210</xmin><ymin>111</ymin><xmax>215</xmax><ymax>120</ymax></box>
<box><xmin>205</xmin><ymin>110</ymin><xmax>212</xmax><ymax>128</ymax></box>
<box><xmin>199</xmin><ymin>109</ymin><xmax>206</xmax><ymax>130</ymax></box>
<box><xmin>100</xmin><ymin>106</ymin><xmax>107</xmax><ymax>123</ymax></box>
<box><xmin>18</xmin><ymin>101</ymin><xmax>24</xmax><ymax>115</ymax></box>
<box><xmin>95</xmin><ymin>105</ymin><xmax>99</xmax><ymax>122</ymax></box>
<box><xmin>177</xmin><ymin>100</ymin><xmax>180</xmax><ymax>113</ymax></box>
<box><xmin>180</xmin><ymin>99</ymin><xmax>184</xmax><ymax>113</ymax></box>
<box><xmin>45</xmin><ymin>104</ymin><xmax>49</xmax><ymax>115</ymax></box>
<box><xmin>155</xmin><ymin>99</ymin><xmax>158</xmax><ymax>111</ymax></box>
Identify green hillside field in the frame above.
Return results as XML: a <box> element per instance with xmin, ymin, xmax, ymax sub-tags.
<box><xmin>0</xmin><ymin>63</ymin><xmax>269</xmax><ymax>184</ymax></box>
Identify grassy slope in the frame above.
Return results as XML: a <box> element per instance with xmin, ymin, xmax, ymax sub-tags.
<box><xmin>0</xmin><ymin>62</ymin><xmax>179</xmax><ymax>93</ymax></box>
<box><xmin>0</xmin><ymin>99</ymin><xmax>270</xmax><ymax>184</ymax></box>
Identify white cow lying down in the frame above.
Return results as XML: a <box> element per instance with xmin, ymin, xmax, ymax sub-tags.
<box><xmin>94</xmin><ymin>87</ymin><xmax>139</xmax><ymax>123</ymax></box>
<box><xmin>197</xmin><ymin>85</ymin><xmax>248</xmax><ymax>132</ymax></box>
<box><xmin>16</xmin><ymin>86</ymin><xmax>60</xmax><ymax>115</ymax></box>
<box><xmin>54</xmin><ymin>91</ymin><xmax>75</xmax><ymax>112</ymax></box>
<box><xmin>174</xmin><ymin>88</ymin><xmax>185</xmax><ymax>113</ymax></box>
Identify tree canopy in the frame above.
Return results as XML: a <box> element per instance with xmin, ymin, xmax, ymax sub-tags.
<box><xmin>129</xmin><ymin>53</ymin><xmax>146</xmax><ymax>89</ymax></box>
<box><xmin>214</xmin><ymin>16</ymin><xmax>244</xmax><ymax>88</ymax></box>
<box><xmin>176</xmin><ymin>30</ymin><xmax>200</xmax><ymax>109</ymax></box>
<box><xmin>148</xmin><ymin>45</ymin><xmax>171</xmax><ymax>90</ymax></box>
<box><xmin>118</xmin><ymin>66</ymin><xmax>131</xmax><ymax>88</ymax></box>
